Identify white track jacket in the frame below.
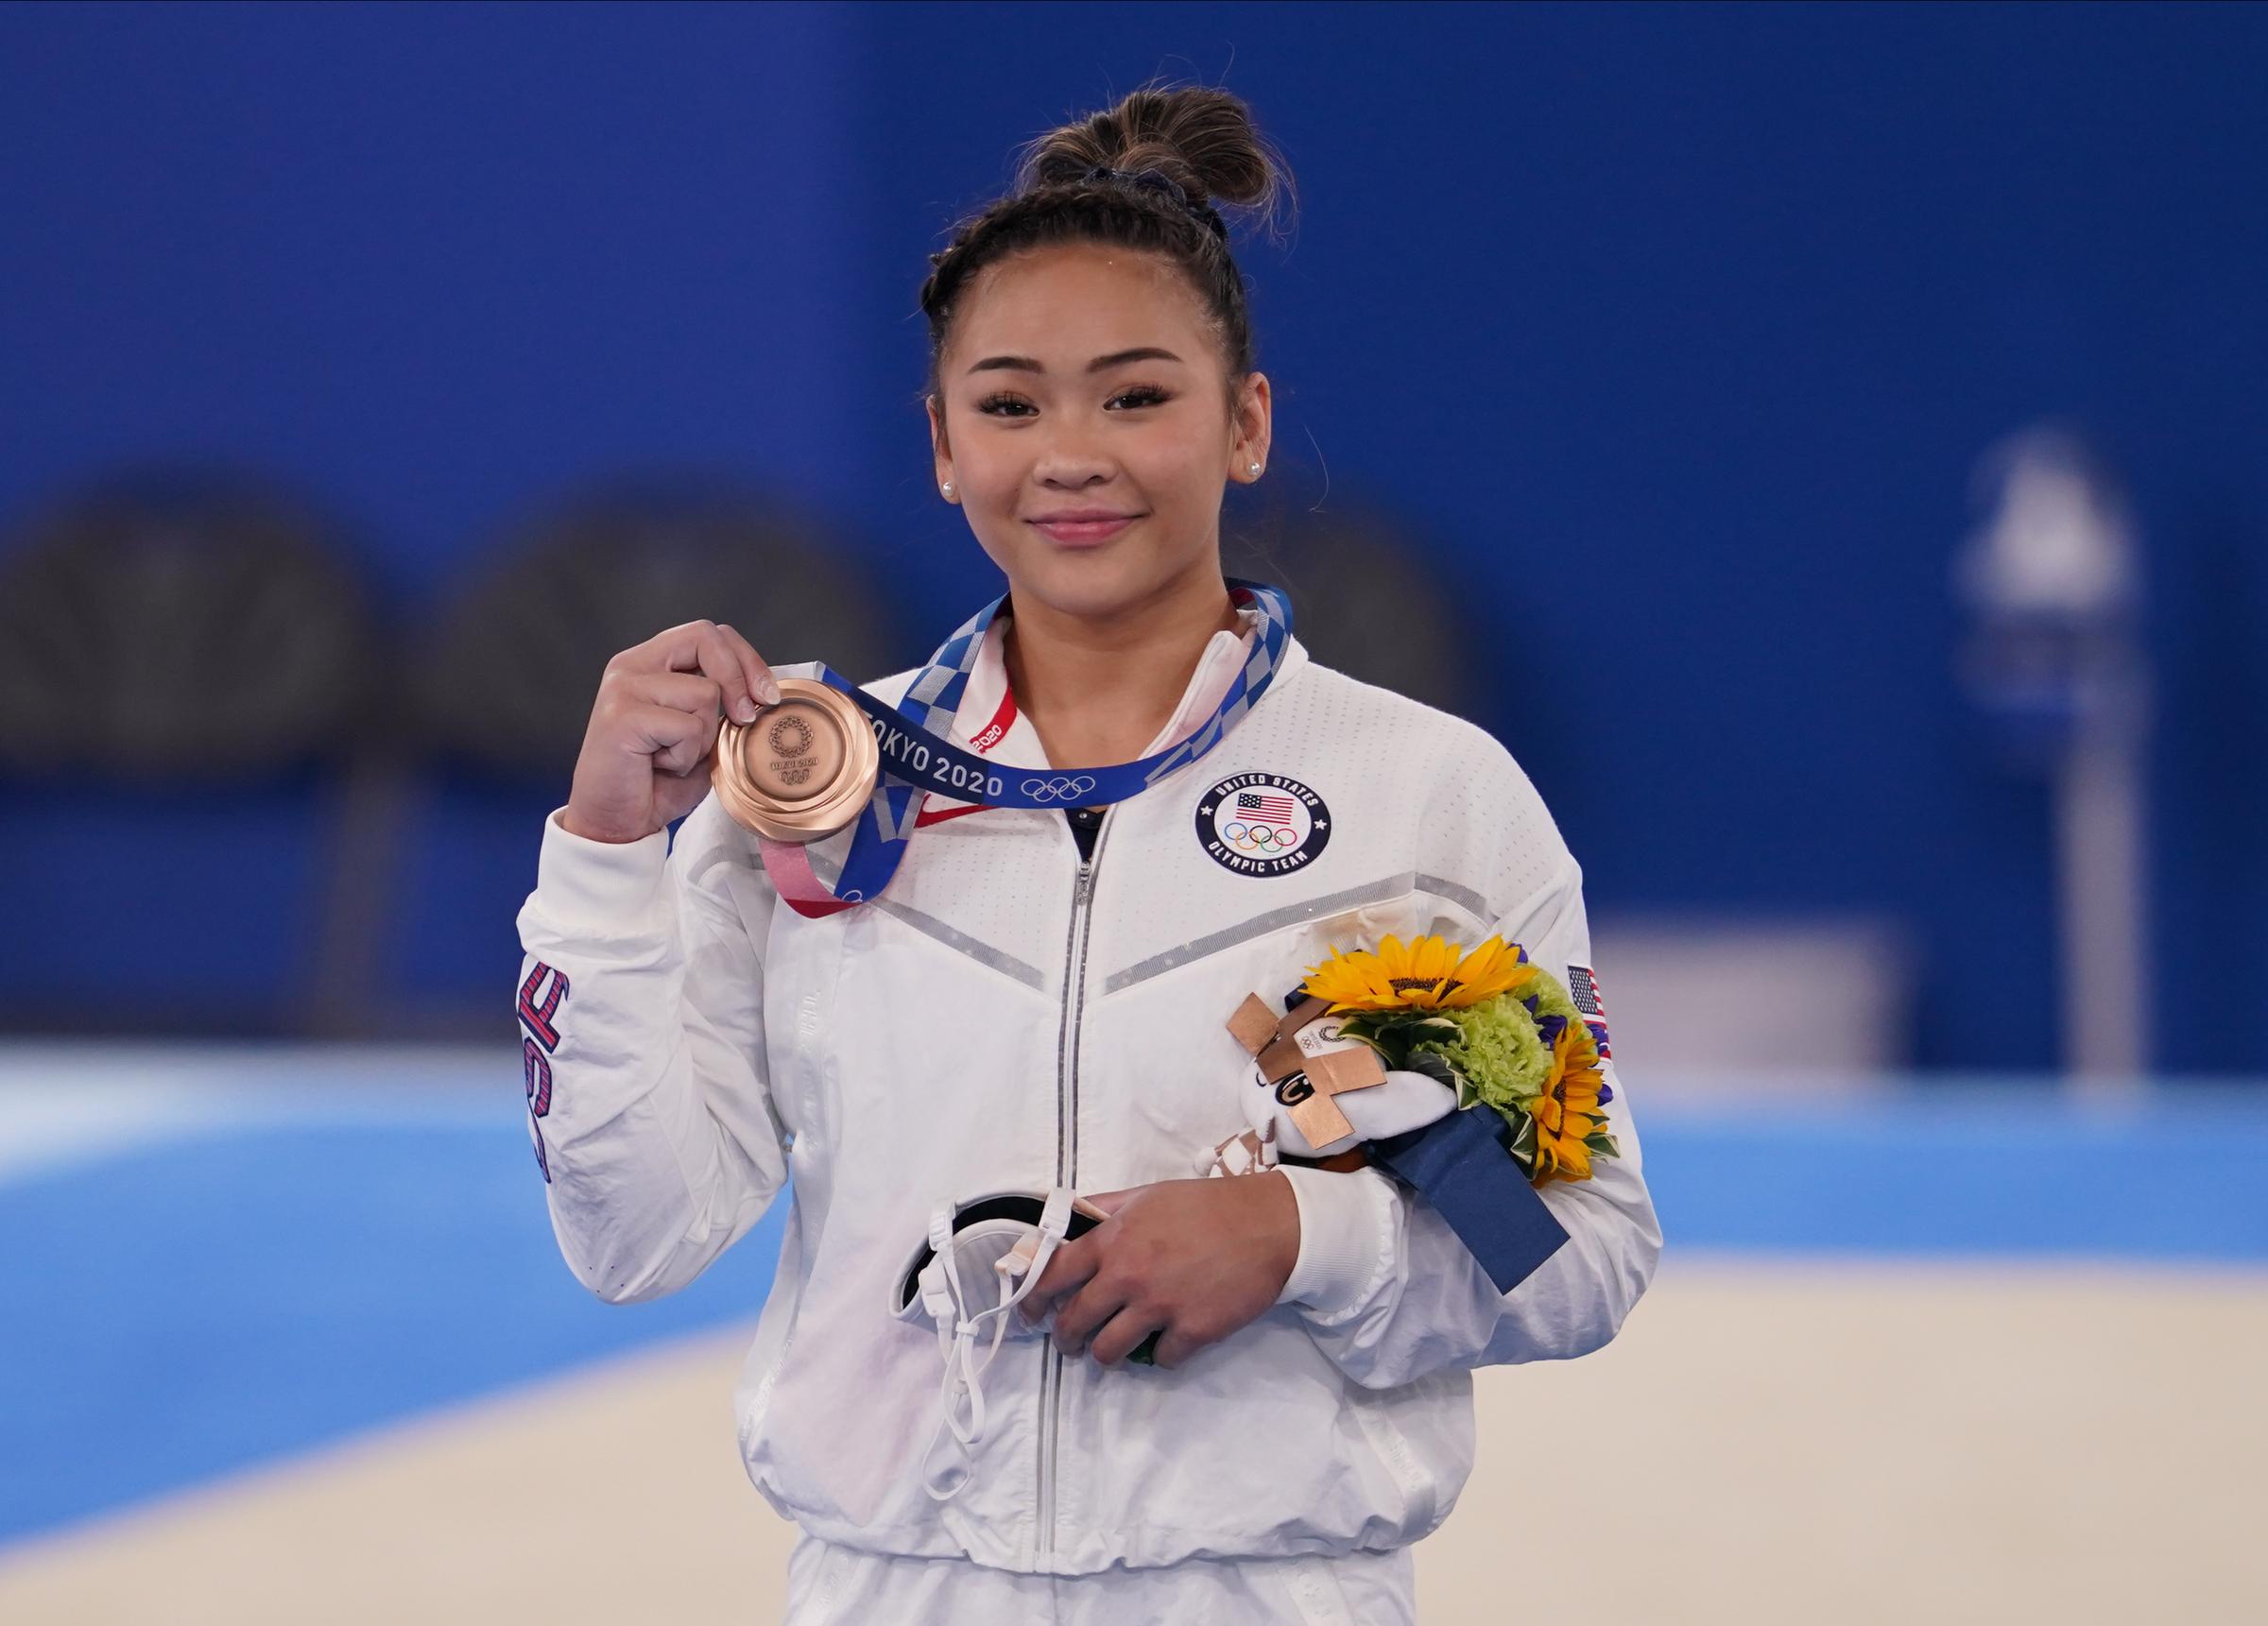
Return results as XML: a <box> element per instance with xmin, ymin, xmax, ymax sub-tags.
<box><xmin>512</xmin><ymin>601</ymin><xmax>1663</xmax><ymax>1575</ymax></box>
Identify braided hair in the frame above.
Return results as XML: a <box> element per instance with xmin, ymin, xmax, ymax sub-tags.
<box><xmin>917</xmin><ymin>84</ymin><xmax>1297</xmax><ymax>413</ymax></box>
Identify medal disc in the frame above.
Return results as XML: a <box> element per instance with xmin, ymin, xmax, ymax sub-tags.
<box><xmin>712</xmin><ymin>678</ymin><xmax>879</xmax><ymax>843</ymax></box>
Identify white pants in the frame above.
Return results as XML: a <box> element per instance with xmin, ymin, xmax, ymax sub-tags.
<box><xmin>782</xmin><ymin>1531</ymin><xmax>1418</xmax><ymax>1625</ymax></box>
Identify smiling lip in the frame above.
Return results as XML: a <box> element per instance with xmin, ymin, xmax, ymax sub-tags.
<box><xmin>1029</xmin><ymin>512</ymin><xmax>1142</xmax><ymax>546</ymax></box>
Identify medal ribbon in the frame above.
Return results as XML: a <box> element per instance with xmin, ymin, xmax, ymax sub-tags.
<box><xmin>759</xmin><ymin>578</ymin><xmax>1292</xmax><ymax>917</ymax></box>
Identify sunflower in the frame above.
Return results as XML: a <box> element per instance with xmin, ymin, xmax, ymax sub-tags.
<box><xmin>1525</xmin><ymin>1017</ymin><xmax>1616</xmax><ymax>1184</ymax></box>
<box><xmin>1300</xmin><ymin>933</ymin><xmax>1540</xmax><ymax>1014</ymax></box>
<box><xmin>1442</xmin><ymin>935</ymin><xmax>1540</xmax><ymax>1009</ymax></box>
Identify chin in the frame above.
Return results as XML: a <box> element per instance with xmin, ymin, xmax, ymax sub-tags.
<box><xmin>1012</xmin><ymin>548</ymin><xmax>1168</xmax><ymax>617</ymax></box>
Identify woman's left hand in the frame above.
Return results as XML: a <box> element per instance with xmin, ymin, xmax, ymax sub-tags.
<box><xmin>1020</xmin><ymin>1173</ymin><xmax>1301</xmax><ymax>1369</ymax></box>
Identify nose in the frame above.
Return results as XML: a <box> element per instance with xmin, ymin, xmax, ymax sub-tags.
<box><xmin>1031</xmin><ymin>439</ymin><xmax>1115</xmax><ymax>490</ymax></box>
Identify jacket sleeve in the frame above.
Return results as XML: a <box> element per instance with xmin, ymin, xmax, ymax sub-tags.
<box><xmin>513</xmin><ymin>792</ymin><xmax>789</xmax><ymax>1306</ymax></box>
<box><xmin>1270</xmin><ymin>735</ymin><xmax>1663</xmax><ymax>1389</ymax></box>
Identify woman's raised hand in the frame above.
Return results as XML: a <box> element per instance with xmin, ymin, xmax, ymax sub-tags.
<box><xmin>560</xmin><ymin>620</ymin><xmax>782</xmax><ymax>845</ymax></box>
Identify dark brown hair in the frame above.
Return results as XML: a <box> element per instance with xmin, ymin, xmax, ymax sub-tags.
<box><xmin>917</xmin><ymin>83</ymin><xmax>1297</xmax><ymax>413</ymax></box>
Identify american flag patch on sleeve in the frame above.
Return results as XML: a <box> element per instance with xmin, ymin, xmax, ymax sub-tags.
<box><xmin>1567</xmin><ymin>964</ymin><xmax>1612</xmax><ymax>1059</ymax></box>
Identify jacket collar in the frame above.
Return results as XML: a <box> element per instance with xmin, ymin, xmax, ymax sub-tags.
<box><xmin>947</xmin><ymin>597</ymin><xmax>1304</xmax><ymax>771</ymax></box>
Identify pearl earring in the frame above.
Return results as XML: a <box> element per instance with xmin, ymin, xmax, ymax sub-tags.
<box><xmin>1247</xmin><ymin>462</ymin><xmax>1261</xmax><ymax>476</ymax></box>
<box><xmin>940</xmin><ymin>480</ymin><xmax>954</xmax><ymax>498</ymax></box>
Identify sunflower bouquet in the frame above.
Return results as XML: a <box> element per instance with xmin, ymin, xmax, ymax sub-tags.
<box><xmin>1297</xmin><ymin>933</ymin><xmax>1620</xmax><ymax>1186</ymax></box>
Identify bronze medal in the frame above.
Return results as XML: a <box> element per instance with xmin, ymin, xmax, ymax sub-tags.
<box><xmin>711</xmin><ymin>678</ymin><xmax>880</xmax><ymax>844</ymax></box>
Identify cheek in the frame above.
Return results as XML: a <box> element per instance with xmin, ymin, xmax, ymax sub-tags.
<box><xmin>1126</xmin><ymin>430</ymin><xmax>1223</xmax><ymax>506</ymax></box>
<box><xmin>952</xmin><ymin>441</ymin><xmax>1022</xmax><ymax>507</ymax></box>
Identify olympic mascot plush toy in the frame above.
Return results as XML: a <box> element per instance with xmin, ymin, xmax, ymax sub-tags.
<box><xmin>1197</xmin><ymin>991</ymin><xmax>1459</xmax><ymax>1174</ymax></box>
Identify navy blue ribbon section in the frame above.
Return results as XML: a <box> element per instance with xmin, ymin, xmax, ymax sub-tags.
<box><xmin>1366</xmin><ymin>1107</ymin><xmax>1572</xmax><ymax>1294</ymax></box>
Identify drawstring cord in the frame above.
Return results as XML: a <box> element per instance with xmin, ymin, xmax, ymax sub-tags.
<box><xmin>919</xmin><ymin>1188</ymin><xmax>1075</xmax><ymax>1501</ymax></box>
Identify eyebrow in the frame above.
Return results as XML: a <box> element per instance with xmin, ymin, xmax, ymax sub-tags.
<box><xmin>965</xmin><ymin>346</ymin><xmax>1185</xmax><ymax>377</ymax></box>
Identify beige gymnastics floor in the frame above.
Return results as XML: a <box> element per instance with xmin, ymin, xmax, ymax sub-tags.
<box><xmin>6</xmin><ymin>1250</ymin><xmax>2263</xmax><ymax>1625</ymax></box>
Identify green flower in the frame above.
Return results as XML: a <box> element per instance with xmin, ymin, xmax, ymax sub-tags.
<box><xmin>1424</xmin><ymin>996</ymin><xmax>1555</xmax><ymax>1114</ymax></box>
<box><xmin>1339</xmin><ymin>994</ymin><xmax>1552</xmax><ymax>1121</ymax></box>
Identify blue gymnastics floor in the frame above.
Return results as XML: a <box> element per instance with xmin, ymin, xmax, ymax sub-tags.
<box><xmin>2</xmin><ymin>1052</ymin><xmax>2264</xmax><ymax>1550</ymax></box>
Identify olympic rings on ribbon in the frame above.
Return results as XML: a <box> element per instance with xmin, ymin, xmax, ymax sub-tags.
<box><xmin>1020</xmin><ymin>775</ymin><xmax>1100</xmax><ymax>803</ymax></box>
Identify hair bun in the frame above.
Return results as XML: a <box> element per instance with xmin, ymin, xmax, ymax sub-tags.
<box><xmin>1017</xmin><ymin>82</ymin><xmax>1295</xmax><ymax>241</ymax></box>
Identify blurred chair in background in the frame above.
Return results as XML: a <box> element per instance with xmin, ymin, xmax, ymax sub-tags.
<box><xmin>364</xmin><ymin>479</ymin><xmax>901</xmax><ymax>1037</ymax></box>
<box><xmin>406</xmin><ymin>478</ymin><xmax>902</xmax><ymax>781</ymax></box>
<box><xmin>0</xmin><ymin>471</ymin><xmax>378</xmax><ymax>1035</ymax></box>
<box><xmin>1223</xmin><ymin>495</ymin><xmax>1483</xmax><ymax>722</ymax></box>
<box><xmin>0</xmin><ymin>471</ymin><xmax>373</xmax><ymax>781</ymax></box>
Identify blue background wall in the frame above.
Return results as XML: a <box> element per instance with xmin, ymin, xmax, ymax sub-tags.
<box><xmin>3</xmin><ymin>1</ymin><xmax>2263</xmax><ymax>1070</ymax></box>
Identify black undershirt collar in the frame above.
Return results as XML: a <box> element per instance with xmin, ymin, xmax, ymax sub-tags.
<box><xmin>1066</xmin><ymin>804</ymin><xmax>1103</xmax><ymax>863</ymax></box>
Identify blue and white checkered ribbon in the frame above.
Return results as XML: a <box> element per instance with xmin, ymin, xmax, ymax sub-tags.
<box><xmin>793</xmin><ymin>577</ymin><xmax>1291</xmax><ymax>908</ymax></box>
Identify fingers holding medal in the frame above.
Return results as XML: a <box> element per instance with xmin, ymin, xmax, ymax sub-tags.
<box><xmin>562</xmin><ymin>619</ymin><xmax>782</xmax><ymax>845</ymax></box>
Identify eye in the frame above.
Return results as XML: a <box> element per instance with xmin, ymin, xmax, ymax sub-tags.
<box><xmin>971</xmin><ymin>385</ymin><xmax>1173</xmax><ymax>418</ymax></box>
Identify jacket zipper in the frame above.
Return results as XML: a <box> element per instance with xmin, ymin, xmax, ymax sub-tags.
<box><xmin>1038</xmin><ymin>804</ymin><xmax>1110</xmax><ymax>1566</ymax></box>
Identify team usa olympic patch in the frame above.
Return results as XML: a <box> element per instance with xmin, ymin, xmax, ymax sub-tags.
<box><xmin>1195</xmin><ymin>772</ymin><xmax>1332</xmax><ymax>877</ymax></box>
